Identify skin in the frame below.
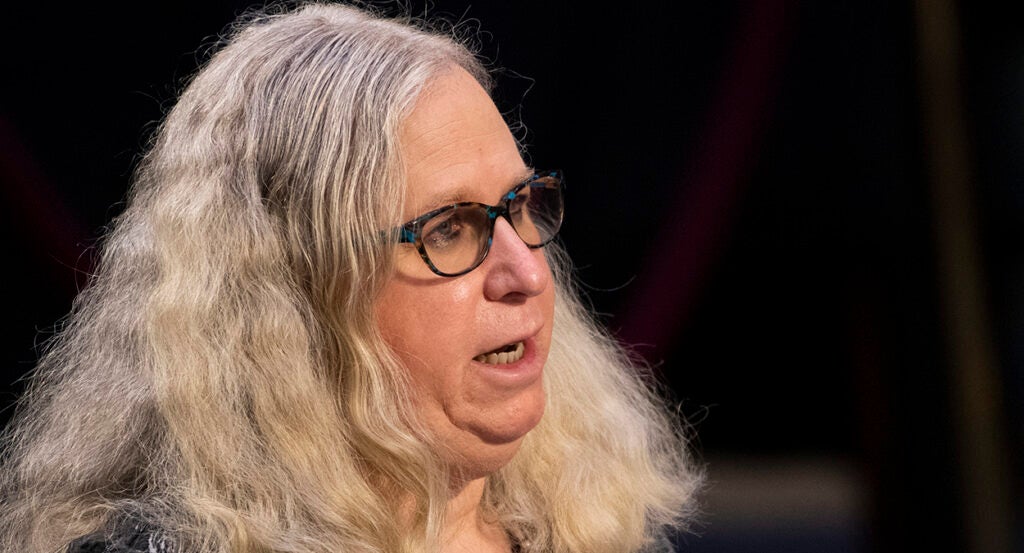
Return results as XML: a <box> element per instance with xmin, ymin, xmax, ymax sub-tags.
<box><xmin>374</xmin><ymin>67</ymin><xmax>556</xmax><ymax>550</ymax></box>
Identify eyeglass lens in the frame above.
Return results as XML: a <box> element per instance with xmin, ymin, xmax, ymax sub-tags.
<box><xmin>420</xmin><ymin>175</ymin><xmax>562</xmax><ymax>275</ymax></box>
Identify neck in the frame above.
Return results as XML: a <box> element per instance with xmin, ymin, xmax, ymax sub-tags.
<box><xmin>442</xmin><ymin>477</ymin><xmax>510</xmax><ymax>553</ymax></box>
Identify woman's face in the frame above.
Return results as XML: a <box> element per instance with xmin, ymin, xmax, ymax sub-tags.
<box><xmin>375</xmin><ymin>67</ymin><xmax>555</xmax><ymax>478</ymax></box>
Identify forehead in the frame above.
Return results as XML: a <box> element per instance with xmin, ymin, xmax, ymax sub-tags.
<box><xmin>399</xmin><ymin>67</ymin><xmax>529</xmax><ymax>218</ymax></box>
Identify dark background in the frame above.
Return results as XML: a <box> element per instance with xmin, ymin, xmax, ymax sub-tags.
<box><xmin>1</xmin><ymin>2</ymin><xmax>1021</xmax><ymax>552</ymax></box>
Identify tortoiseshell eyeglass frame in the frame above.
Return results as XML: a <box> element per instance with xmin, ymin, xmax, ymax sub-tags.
<box><xmin>393</xmin><ymin>170</ymin><xmax>564</xmax><ymax>277</ymax></box>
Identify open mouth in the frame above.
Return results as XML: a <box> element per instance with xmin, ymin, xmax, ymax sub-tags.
<box><xmin>474</xmin><ymin>341</ymin><xmax>526</xmax><ymax>365</ymax></box>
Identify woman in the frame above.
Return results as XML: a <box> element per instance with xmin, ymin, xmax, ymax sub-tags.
<box><xmin>0</xmin><ymin>3</ymin><xmax>700</xmax><ymax>552</ymax></box>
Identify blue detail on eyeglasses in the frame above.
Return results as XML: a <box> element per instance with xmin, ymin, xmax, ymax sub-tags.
<box><xmin>393</xmin><ymin>170</ymin><xmax>564</xmax><ymax>277</ymax></box>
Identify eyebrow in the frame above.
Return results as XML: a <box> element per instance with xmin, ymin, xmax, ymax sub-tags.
<box><xmin>414</xmin><ymin>167</ymin><xmax>535</xmax><ymax>215</ymax></box>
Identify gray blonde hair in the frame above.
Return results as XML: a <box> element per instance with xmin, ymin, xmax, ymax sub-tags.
<box><xmin>0</xmin><ymin>3</ymin><xmax>700</xmax><ymax>553</ymax></box>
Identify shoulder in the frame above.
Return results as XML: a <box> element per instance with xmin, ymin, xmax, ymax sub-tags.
<box><xmin>66</xmin><ymin>515</ymin><xmax>176</xmax><ymax>553</ymax></box>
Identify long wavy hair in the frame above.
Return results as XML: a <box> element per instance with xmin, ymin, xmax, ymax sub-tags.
<box><xmin>0</xmin><ymin>3</ymin><xmax>701</xmax><ymax>553</ymax></box>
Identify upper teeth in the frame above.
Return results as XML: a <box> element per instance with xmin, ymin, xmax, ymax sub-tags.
<box><xmin>474</xmin><ymin>342</ymin><xmax>525</xmax><ymax>365</ymax></box>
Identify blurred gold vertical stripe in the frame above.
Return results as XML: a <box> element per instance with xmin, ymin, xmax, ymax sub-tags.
<box><xmin>914</xmin><ymin>1</ymin><xmax>1013</xmax><ymax>552</ymax></box>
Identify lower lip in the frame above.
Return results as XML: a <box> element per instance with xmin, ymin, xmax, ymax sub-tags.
<box><xmin>472</xmin><ymin>337</ymin><xmax>544</xmax><ymax>388</ymax></box>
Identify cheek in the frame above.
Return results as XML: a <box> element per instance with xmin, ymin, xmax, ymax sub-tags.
<box><xmin>374</xmin><ymin>277</ymin><xmax>478</xmax><ymax>390</ymax></box>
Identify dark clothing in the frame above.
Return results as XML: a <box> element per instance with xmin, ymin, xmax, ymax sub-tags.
<box><xmin>66</xmin><ymin>516</ymin><xmax>678</xmax><ymax>553</ymax></box>
<box><xmin>66</xmin><ymin>516</ymin><xmax>172</xmax><ymax>553</ymax></box>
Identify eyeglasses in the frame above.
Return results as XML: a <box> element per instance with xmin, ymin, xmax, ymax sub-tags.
<box><xmin>394</xmin><ymin>170</ymin><xmax>564</xmax><ymax>277</ymax></box>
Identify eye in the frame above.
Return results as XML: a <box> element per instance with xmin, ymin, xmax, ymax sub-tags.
<box><xmin>509</xmin><ymin>189</ymin><xmax>530</xmax><ymax>219</ymax></box>
<box><xmin>422</xmin><ymin>210</ymin><xmax>466</xmax><ymax>251</ymax></box>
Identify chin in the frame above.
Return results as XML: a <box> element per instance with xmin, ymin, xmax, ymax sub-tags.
<box><xmin>472</xmin><ymin>398</ymin><xmax>546</xmax><ymax>445</ymax></box>
<box><xmin>453</xmin><ymin>390</ymin><xmax>546</xmax><ymax>478</ymax></box>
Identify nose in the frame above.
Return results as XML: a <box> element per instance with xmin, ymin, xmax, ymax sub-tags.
<box><xmin>482</xmin><ymin>217</ymin><xmax>551</xmax><ymax>302</ymax></box>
